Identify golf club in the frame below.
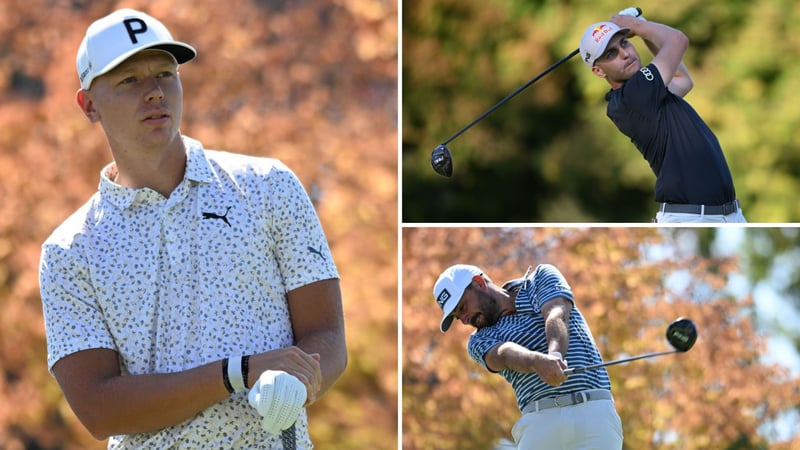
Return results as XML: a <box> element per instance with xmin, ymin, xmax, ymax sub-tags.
<box><xmin>563</xmin><ymin>317</ymin><xmax>697</xmax><ymax>375</ymax></box>
<box><xmin>430</xmin><ymin>48</ymin><xmax>578</xmax><ymax>177</ymax></box>
<box><xmin>430</xmin><ymin>7</ymin><xmax>642</xmax><ymax>177</ymax></box>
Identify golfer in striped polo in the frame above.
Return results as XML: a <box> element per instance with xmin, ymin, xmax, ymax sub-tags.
<box><xmin>433</xmin><ymin>264</ymin><xmax>623</xmax><ymax>449</ymax></box>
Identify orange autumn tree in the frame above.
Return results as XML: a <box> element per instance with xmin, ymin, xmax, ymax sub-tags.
<box><xmin>402</xmin><ymin>228</ymin><xmax>800</xmax><ymax>450</ymax></box>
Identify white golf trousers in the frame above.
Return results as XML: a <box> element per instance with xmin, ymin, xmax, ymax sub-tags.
<box><xmin>512</xmin><ymin>398</ymin><xmax>623</xmax><ymax>449</ymax></box>
<box><xmin>655</xmin><ymin>208</ymin><xmax>747</xmax><ymax>223</ymax></box>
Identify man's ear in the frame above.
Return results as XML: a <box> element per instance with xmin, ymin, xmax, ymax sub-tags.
<box><xmin>591</xmin><ymin>65</ymin><xmax>607</xmax><ymax>79</ymax></box>
<box><xmin>472</xmin><ymin>275</ymin><xmax>488</xmax><ymax>290</ymax></box>
<box><xmin>76</xmin><ymin>89</ymin><xmax>100</xmax><ymax>123</ymax></box>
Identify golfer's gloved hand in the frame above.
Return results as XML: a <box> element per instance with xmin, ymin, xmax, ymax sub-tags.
<box><xmin>538</xmin><ymin>354</ymin><xmax>568</xmax><ymax>386</ymax></box>
<box><xmin>549</xmin><ymin>351</ymin><xmax>568</xmax><ymax>370</ymax></box>
<box><xmin>618</xmin><ymin>7</ymin><xmax>646</xmax><ymax>21</ymax></box>
<box><xmin>248</xmin><ymin>370</ymin><xmax>307</xmax><ymax>435</ymax></box>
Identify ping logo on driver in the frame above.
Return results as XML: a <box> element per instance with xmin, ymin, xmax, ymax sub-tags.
<box><xmin>669</xmin><ymin>330</ymin><xmax>689</xmax><ymax>343</ymax></box>
<box><xmin>436</xmin><ymin>289</ymin><xmax>451</xmax><ymax>308</ymax></box>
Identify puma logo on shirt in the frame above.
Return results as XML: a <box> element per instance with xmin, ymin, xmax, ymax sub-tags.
<box><xmin>307</xmin><ymin>246</ymin><xmax>326</xmax><ymax>261</ymax></box>
<box><xmin>202</xmin><ymin>207</ymin><xmax>232</xmax><ymax>227</ymax></box>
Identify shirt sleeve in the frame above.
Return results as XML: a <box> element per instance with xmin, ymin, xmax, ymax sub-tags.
<box><xmin>39</xmin><ymin>242</ymin><xmax>116</xmax><ymax>374</ymax></box>
<box><xmin>467</xmin><ymin>331</ymin><xmax>503</xmax><ymax>372</ymax></box>
<box><xmin>523</xmin><ymin>264</ymin><xmax>574</xmax><ymax>314</ymax></box>
<box><xmin>616</xmin><ymin>63</ymin><xmax>667</xmax><ymax>112</ymax></box>
<box><xmin>263</xmin><ymin>163</ymin><xmax>339</xmax><ymax>292</ymax></box>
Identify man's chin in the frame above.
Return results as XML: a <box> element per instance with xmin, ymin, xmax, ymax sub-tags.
<box><xmin>476</xmin><ymin>315</ymin><xmax>500</xmax><ymax>329</ymax></box>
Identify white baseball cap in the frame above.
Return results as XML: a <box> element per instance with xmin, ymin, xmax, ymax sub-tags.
<box><xmin>433</xmin><ymin>264</ymin><xmax>483</xmax><ymax>332</ymax></box>
<box><xmin>579</xmin><ymin>21</ymin><xmax>630</xmax><ymax>67</ymax></box>
<box><xmin>77</xmin><ymin>9</ymin><xmax>196</xmax><ymax>89</ymax></box>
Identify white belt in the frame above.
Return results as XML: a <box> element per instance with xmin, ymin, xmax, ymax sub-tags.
<box><xmin>522</xmin><ymin>389</ymin><xmax>613</xmax><ymax>414</ymax></box>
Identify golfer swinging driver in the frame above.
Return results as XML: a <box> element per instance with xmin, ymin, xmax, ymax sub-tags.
<box><xmin>433</xmin><ymin>263</ymin><xmax>623</xmax><ymax>449</ymax></box>
<box><xmin>582</xmin><ymin>8</ymin><xmax>746</xmax><ymax>222</ymax></box>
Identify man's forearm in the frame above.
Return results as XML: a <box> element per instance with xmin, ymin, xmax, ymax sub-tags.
<box><xmin>544</xmin><ymin>308</ymin><xmax>569</xmax><ymax>355</ymax></box>
<box><xmin>95</xmin><ymin>363</ymin><xmax>230</xmax><ymax>436</ymax></box>
<box><xmin>628</xmin><ymin>20</ymin><xmax>688</xmax><ymax>54</ymax></box>
<box><xmin>491</xmin><ymin>342</ymin><xmax>544</xmax><ymax>373</ymax></box>
<box><xmin>54</xmin><ymin>351</ymin><xmax>229</xmax><ymax>440</ymax></box>
<box><xmin>286</xmin><ymin>278</ymin><xmax>348</xmax><ymax>402</ymax></box>
<box><xmin>296</xmin><ymin>327</ymin><xmax>347</xmax><ymax>398</ymax></box>
<box><xmin>642</xmin><ymin>37</ymin><xmax>691</xmax><ymax>79</ymax></box>
<box><xmin>486</xmin><ymin>342</ymin><xmax>567</xmax><ymax>386</ymax></box>
<box><xmin>541</xmin><ymin>297</ymin><xmax>571</xmax><ymax>356</ymax></box>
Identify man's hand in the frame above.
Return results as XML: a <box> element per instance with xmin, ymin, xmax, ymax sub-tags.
<box><xmin>248</xmin><ymin>347</ymin><xmax>322</xmax><ymax>405</ymax></box>
<box><xmin>613</xmin><ymin>7</ymin><xmax>646</xmax><ymax>38</ymax></box>
<box><xmin>610</xmin><ymin>14</ymin><xmax>642</xmax><ymax>38</ymax></box>
<box><xmin>618</xmin><ymin>7</ymin><xmax>645</xmax><ymax>21</ymax></box>
<box><xmin>534</xmin><ymin>353</ymin><xmax>568</xmax><ymax>386</ymax></box>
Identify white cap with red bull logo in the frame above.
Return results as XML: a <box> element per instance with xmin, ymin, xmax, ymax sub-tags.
<box><xmin>579</xmin><ymin>21</ymin><xmax>630</xmax><ymax>67</ymax></box>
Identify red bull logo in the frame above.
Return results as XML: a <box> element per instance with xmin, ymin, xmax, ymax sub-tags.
<box><xmin>591</xmin><ymin>24</ymin><xmax>613</xmax><ymax>43</ymax></box>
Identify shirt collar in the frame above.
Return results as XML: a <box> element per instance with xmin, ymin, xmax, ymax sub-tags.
<box><xmin>98</xmin><ymin>135</ymin><xmax>215</xmax><ymax>210</ymax></box>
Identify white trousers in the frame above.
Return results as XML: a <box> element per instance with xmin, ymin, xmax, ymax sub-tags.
<box><xmin>511</xmin><ymin>399</ymin><xmax>623</xmax><ymax>450</ymax></box>
<box><xmin>655</xmin><ymin>208</ymin><xmax>747</xmax><ymax>223</ymax></box>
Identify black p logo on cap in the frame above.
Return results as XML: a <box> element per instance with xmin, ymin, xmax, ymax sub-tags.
<box><xmin>123</xmin><ymin>18</ymin><xmax>148</xmax><ymax>44</ymax></box>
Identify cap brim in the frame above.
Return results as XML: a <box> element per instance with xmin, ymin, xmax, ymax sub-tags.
<box><xmin>89</xmin><ymin>41</ymin><xmax>196</xmax><ymax>87</ymax></box>
<box><xmin>439</xmin><ymin>292</ymin><xmax>462</xmax><ymax>332</ymax></box>
<box><xmin>440</xmin><ymin>315</ymin><xmax>455</xmax><ymax>333</ymax></box>
<box><xmin>615</xmin><ymin>28</ymin><xmax>631</xmax><ymax>40</ymax></box>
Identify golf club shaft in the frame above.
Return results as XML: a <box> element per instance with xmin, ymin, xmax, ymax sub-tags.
<box><xmin>441</xmin><ymin>48</ymin><xmax>580</xmax><ymax>146</ymax></box>
<box><xmin>563</xmin><ymin>350</ymin><xmax>677</xmax><ymax>375</ymax></box>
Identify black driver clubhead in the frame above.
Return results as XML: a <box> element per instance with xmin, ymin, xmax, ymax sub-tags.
<box><xmin>666</xmin><ymin>317</ymin><xmax>697</xmax><ymax>352</ymax></box>
<box><xmin>431</xmin><ymin>144</ymin><xmax>453</xmax><ymax>177</ymax></box>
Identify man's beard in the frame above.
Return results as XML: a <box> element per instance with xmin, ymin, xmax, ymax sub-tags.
<box><xmin>472</xmin><ymin>291</ymin><xmax>503</xmax><ymax>329</ymax></box>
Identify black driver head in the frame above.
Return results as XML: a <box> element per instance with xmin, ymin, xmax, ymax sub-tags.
<box><xmin>666</xmin><ymin>317</ymin><xmax>697</xmax><ymax>352</ymax></box>
<box><xmin>431</xmin><ymin>144</ymin><xmax>453</xmax><ymax>177</ymax></box>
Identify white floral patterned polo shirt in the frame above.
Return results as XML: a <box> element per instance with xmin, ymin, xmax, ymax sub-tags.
<box><xmin>39</xmin><ymin>136</ymin><xmax>338</xmax><ymax>449</ymax></box>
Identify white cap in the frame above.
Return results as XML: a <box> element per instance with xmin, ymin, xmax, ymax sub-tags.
<box><xmin>77</xmin><ymin>9</ymin><xmax>196</xmax><ymax>89</ymax></box>
<box><xmin>433</xmin><ymin>264</ymin><xmax>483</xmax><ymax>332</ymax></box>
<box><xmin>579</xmin><ymin>21</ymin><xmax>630</xmax><ymax>67</ymax></box>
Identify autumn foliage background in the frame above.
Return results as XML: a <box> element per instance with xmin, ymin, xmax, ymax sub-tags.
<box><xmin>0</xmin><ymin>0</ymin><xmax>397</xmax><ymax>448</ymax></box>
<box><xmin>403</xmin><ymin>228</ymin><xmax>800</xmax><ymax>450</ymax></box>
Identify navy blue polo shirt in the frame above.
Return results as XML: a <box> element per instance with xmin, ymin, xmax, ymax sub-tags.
<box><xmin>605</xmin><ymin>63</ymin><xmax>736</xmax><ymax>205</ymax></box>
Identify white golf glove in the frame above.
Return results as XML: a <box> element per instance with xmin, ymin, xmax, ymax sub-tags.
<box><xmin>248</xmin><ymin>370</ymin><xmax>307</xmax><ymax>435</ymax></box>
<box><xmin>618</xmin><ymin>7</ymin><xmax>646</xmax><ymax>21</ymax></box>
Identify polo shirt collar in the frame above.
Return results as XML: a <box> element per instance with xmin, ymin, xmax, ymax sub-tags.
<box><xmin>98</xmin><ymin>136</ymin><xmax>215</xmax><ymax>209</ymax></box>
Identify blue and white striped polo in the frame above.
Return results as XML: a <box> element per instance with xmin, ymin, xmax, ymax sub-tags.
<box><xmin>467</xmin><ymin>264</ymin><xmax>611</xmax><ymax>411</ymax></box>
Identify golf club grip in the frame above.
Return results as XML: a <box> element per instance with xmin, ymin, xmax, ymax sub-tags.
<box><xmin>563</xmin><ymin>350</ymin><xmax>677</xmax><ymax>375</ymax></box>
<box><xmin>441</xmin><ymin>48</ymin><xmax>580</xmax><ymax>146</ymax></box>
